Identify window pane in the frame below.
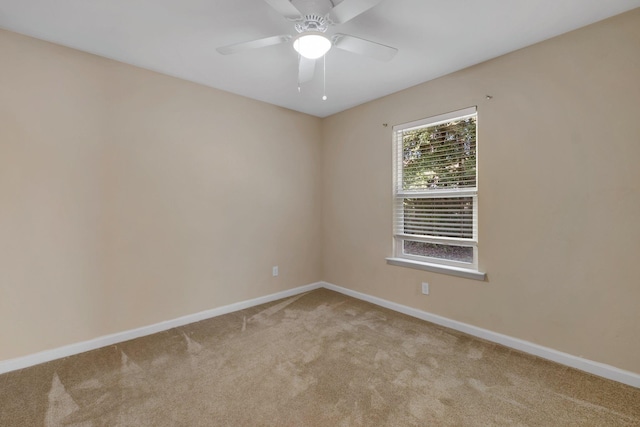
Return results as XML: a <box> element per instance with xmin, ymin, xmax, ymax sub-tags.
<box><xmin>403</xmin><ymin>197</ymin><xmax>473</xmax><ymax>239</ymax></box>
<box><xmin>402</xmin><ymin>117</ymin><xmax>476</xmax><ymax>191</ymax></box>
<box><xmin>403</xmin><ymin>241</ymin><xmax>473</xmax><ymax>263</ymax></box>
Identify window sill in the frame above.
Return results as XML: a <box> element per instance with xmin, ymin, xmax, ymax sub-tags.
<box><xmin>386</xmin><ymin>257</ymin><xmax>486</xmax><ymax>281</ymax></box>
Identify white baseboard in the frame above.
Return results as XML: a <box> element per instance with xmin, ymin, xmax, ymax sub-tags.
<box><xmin>0</xmin><ymin>282</ymin><xmax>323</xmax><ymax>375</ymax></box>
<box><xmin>321</xmin><ymin>281</ymin><xmax>640</xmax><ymax>389</ymax></box>
<box><xmin>2</xmin><ymin>280</ymin><xmax>638</xmax><ymax>389</ymax></box>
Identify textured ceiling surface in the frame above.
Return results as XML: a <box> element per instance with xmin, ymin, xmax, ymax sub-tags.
<box><xmin>1</xmin><ymin>0</ymin><xmax>639</xmax><ymax>117</ymax></box>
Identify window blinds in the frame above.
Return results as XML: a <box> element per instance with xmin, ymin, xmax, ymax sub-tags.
<box><xmin>393</xmin><ymin>107</ymin><xmax>478</xmax><ymax>263</ymax></box>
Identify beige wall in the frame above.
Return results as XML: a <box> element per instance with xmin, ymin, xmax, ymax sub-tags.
<box><xmin>322</xmin><ymin>9</ymin><xmax>640</xmax><ymax>374</ymax></box>
<box><xmin>0</xmin><ymin>30</ymin><xmax>322</xmax><ymax>360</ymax></box>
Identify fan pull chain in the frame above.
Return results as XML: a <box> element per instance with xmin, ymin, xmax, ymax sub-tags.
<box><xmin>297</xmin><ymin>53</ymin><xmax>301</xmax><ymax>93</ymax></box>
<box><xmin>322</xmin><ymin>54</ymin><xmax>327</xmax><ymax>101</ymax></box>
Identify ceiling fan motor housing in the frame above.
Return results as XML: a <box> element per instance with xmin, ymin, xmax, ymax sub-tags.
<box><xmin>295</xmin><ymin>15</ymin><xmax>328</xmax><ymax>33</ymax></box>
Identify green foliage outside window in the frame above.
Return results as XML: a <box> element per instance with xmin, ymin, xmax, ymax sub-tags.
<box><xmin>402</xmin><ymin>117</ymin><xmax>477</xmax><ymax>191</ymax></box>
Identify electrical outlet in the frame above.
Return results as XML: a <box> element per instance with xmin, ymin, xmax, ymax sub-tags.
<box><xmin>421</xmin><ymin>282</ymin><xmax>429</xmax><ymax>295</ymax></box>
<box><xmin>272</xmin><ymin>266</ymin><xmax>279</xmax><ymax>277</ymax></box>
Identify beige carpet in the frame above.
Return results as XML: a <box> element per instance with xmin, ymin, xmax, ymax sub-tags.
<box><xmin>1</xmin><ymin>288</ymin><xmax>638</xmax><ymax>426</ymax></box>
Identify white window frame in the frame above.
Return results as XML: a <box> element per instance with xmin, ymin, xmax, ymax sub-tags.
<box><xmin>387</xmin><ymin>107</ymin><xmax>485</xmax><ymax>280</ymax></box>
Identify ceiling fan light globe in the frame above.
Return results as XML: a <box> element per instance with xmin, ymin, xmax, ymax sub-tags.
<box><xmin>293</xmin><ymin>33</ymin><xmax>331</xmax><ymax>59</ymax></box>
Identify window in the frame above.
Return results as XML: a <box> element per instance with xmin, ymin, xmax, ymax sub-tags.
<box><xmin>389</xmin><ymin>107</ymin><xmax>484</xmax><ymax>279</ymax></box>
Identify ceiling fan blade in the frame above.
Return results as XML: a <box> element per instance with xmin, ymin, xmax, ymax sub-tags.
<box><xmin>325</xmin><ymin>0</ymin><xmax>383</xmax><ymax>24</ymax></box>
<box><xmin>298</xmin><ymin>56</ymin><xmax>316</xmax><ymax>84</ymax></box>
<box><xmin>332</xmin><ymin>34</ymin><xmax>397</xmax><ymax>61</ymax></box>
<box><xmin>263</xmin><ymin>0</ymin><xmax>304</xmax><ymax>21</ymax></box>
<box><xmin>217</xmin><ymin>35</ymin><xmax>292</xmax><ymax>55</ymax></box>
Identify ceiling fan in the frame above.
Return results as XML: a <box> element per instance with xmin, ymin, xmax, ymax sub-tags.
<box><xmin>216</xmin><ymin>0</ymin><xmax>397</xmax><ymax>86</ymax></box>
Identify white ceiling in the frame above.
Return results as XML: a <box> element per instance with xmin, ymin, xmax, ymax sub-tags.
<box><xmin>1</xmin><ymin>0</ymin><xmax>638</xmax><ymax>117</ymax></box>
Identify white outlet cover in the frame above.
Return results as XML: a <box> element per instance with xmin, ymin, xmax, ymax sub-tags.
<box><xmin>421</xmin><ymin>282</ymin><xmax>429</xmax><ymax>295</ymax></box>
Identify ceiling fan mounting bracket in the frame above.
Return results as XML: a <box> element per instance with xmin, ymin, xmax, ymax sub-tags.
<box><xmin>295</xmin><ymin>15</ymin><xmax>328</xmax><ymax>33</ymax></box>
